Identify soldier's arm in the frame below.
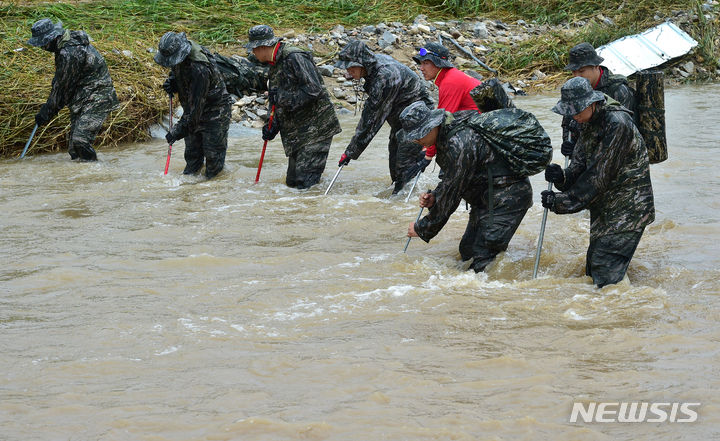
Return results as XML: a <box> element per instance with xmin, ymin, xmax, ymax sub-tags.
<box><xmin>555</xmin><ymin>138</ymin><xmax>586</xmax><ymax>191</ymax></box>
<box><xmin>553</xmin><ymin>115</ymin><xmax>633</xmax><ymax>214</ymax></box>
<box><xmin>415</xmin><ymin>131</ymin><xmax>480</xmax><ymax>242</ymax></box>
<box><xmin>44</xmin><ymin>49</ymin><xmax>82</xmax><ymax>117</ymax></box>
<box><xmin>274</xmin><ymin>53</ymin><xmax>324</xmax><ymax>111</ymax></box>
<box><xmin>345</xmin><ymin>68</ymin><xmax>402</xmax><ymax>159</ymax></box>
<box><xmin>171</xmin><ymin>63</ymin><xmax>211</xmax><ymax>140</ymax></box>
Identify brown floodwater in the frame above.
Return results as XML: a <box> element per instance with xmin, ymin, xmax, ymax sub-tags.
<box><xmin>1</xmin><ymin>85</ymin><xmax>719</xmax><ymax>440</ymax></box>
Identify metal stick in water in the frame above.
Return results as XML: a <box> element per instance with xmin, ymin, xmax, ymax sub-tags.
<box><xmin>403</xmin><ymin>189</ymin><xmax>432</xmax><ymax>253</ymax></box>
<box><xmin>404</xmin><ymin>171</ymin><xmax>422</xmax><ymax>203</ymax></box>
<box><xmin>324</xmin><ymin>165</ymin><xmax>344</xmax><ymax>195</ymax></box>
<box><xmin>163</xmin><ymin>96</ymin><xmax>174</xmax><ymax>175</ymax></box>
<box><xmin>20</xmin><ymin>124</ymin><xmax>38</xmax><ymax>159</ymax></box>
<box><xmin>532</xmin><ymin>155</ymin><xmax>569</xmax><ymax>278</ymax></box>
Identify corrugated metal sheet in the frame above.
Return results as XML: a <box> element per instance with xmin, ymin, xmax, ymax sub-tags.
<box><xmin>596</xmin><ymin>21</ymin><xmax>698</xmax><ymax>77</ymax></box>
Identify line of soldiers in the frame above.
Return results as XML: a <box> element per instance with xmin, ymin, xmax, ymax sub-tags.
<box><xmin>27</xmin><ymin>18</ymin><xmax>655</xmax><ymax>288</ymax></box>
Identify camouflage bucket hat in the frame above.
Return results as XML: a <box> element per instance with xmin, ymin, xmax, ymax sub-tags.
<box><xmin>564</xmin><ymin>42</ymin><xmax>604</xmax><ymax>71</ymax></box>
<box><xmin>399</xmin><ymin>101</ymin><xmax>445</xmax><ymax>142</ymax></box>
<box><xmin>154</xmin><ymin>32</ymin><xmax>192</xmax><ymax>67</ymax></box>
<box><xmin>27</xmin><ymin>18</ymin><xmax>64</xmax><ymax>47</ymax></box>
<box><xmin>245</xmin><ymin>25</ymin><xmax>281</xmax><ymax>50</ymax></box>
<box><xmin>552</xmin><ymin>76</ymin><xmax>605</xmax><ymax>116</ymax></box>
<box><xmin>334</xmin><ymin>40</ymin><xmax>365</xmax><ymax>69</ymax></box>
<box><xmin>412</xmin><ymin>42</ymin><xmax>453</xmax><ymax>69</ymax></box>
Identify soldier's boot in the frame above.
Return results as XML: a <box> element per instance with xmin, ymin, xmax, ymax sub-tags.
<box><xmin>75</xmin><ymin>142</ymin><xmax>98</xmax><ymax>161</ymax></box>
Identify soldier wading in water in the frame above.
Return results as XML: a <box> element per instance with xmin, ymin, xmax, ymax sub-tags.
<box><xmin>335</xmin><ymin>40</ymin><xmax>434</xmax><ymax>194</ymax></box>
<box><xmin>27</xmin><ymin>19</ymin><xmax>119</xmax><ymax>161</ymax></box>
<box><xmin>246</xmin><ymin>25</ymin><xmax>341</xmax><ymax>189</ymax></box>
<box><xmin>402</xmin><ymin>101</ymin><xmax>535</xmax><ymax>273</ymax></box>
<box><xmin>155</xmin><ymin>31</ymin><xmax>232</xmax><ymax>179</ymax></box>
<box><xmin>543</xmin><ymin>77</ymin><xmax>655</xmax><ymax>288</ymax></box>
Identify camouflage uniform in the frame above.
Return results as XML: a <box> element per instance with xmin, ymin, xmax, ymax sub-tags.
<box><xmin>414</xmin><ymin>111</ymin><xmax>533</xmax><ymax>272</ymax></box>
<box><xmin>163</xmin><ymin>38</ymin><xmax>232</xmax><ymax>179</ymax></box>
<box><xmin>337</xmin><ymin>40</ymin><xmax>433</xmax><ymax>192</ymax></box>
<box><xmin>549</xmin><ymin>80</ymin><xmax>654</xmax><ymax>286</ymax></box>
<box><xmin>265</xmin><ymin>43</ymin><xmax>341</xmax><ymax>188</ymax></box>
<box><xmin>30</xmin><ymin>20</ymin><xmax>118</xmax><ymax>161</ymax></box>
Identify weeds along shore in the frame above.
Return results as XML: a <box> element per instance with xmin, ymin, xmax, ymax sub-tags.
<box><xmin>1</xmin><ymin>0</ymin><xmax>717</xmax><ymax>158</ymax></box>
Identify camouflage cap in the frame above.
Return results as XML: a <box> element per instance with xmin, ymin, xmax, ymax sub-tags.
<box><xmin>564</xmin><ymin>42</ymin><xmax>604</xmax><ymax>71</ymax></box>
<box><xmin>27</xmin><ymin>18</ymin><xmax>64</xmax><ymax>47</ymax></box>
<box><xmin>399</xmin><ymin>101</ymin><xmax>445</xmax><ymax>142</ymax></box>
<box><xmin>154</xmin><ymin>32</ymin><xmax>192</xmax><ymax>67</ymax></box>
<box><xmin>551</xmin><ymin>76</ymin><xmax>605</xmax><ymax>116</ymax></box>
<box><xmin>412</xmin><ymin>42</ymin><xmax>453</xmax><ymax>69</ymax></box>
<box><xmin>334</xmin><ymin>40</ymin><xmax>366</xmax><ymax>69</ymax></box>
<box><xmin>245</xmin><ymin>25</ymin><xmax>281</xmax><ymax>50</ymax></box>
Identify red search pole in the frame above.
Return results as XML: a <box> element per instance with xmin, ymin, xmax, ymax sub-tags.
<box><xmin>163</xmin><ymin>96</ymin><xmax>173</xmax><ymax>175</ymax></box>
<box><xmin>254</xmin><ymin>105</ymin><xmax>275</xmax><ymax>183</ymax></box>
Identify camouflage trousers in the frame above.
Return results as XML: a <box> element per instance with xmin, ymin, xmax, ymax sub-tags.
<box><xmin>68</xmin><ymin>104</ymin><xmax>113</xmax><ymax>161</ymax></box>
<box><xmin>286</xmin><ymin>137</ymin><xmax>333</xmax><ymax>189</ymax></box>
<box><xmin>388</xmin><ymin>127</ymin><xmax>425</xmax><ymax>193</ymax></box>
<box><xmin>183</xmin><ymin>103</ymin><xmax>231</xmax><ymax>179</ymax></box>
<box><xmin>459</xmin><ymin>179</ymin><xmax>532</xmax><ymax>272</ymax></box>
<box><xmin>586</xmin><ymin>230</ymin><xmax>644</xmax><ymax>287</ymax></box>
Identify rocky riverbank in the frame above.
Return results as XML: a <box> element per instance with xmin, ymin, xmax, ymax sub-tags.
<box><xmin>223</xmin><ymin>7</ymin><xmax>718</xmax><ymax>128</ymax></box>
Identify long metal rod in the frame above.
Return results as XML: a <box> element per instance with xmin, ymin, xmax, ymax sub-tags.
<box><xmin>403</xmin><ymin>206</ymin><xmax>425</xmax><ymax>253</ymax></box>
<box><xmin>163</xmin><ymin>97</ymin><xmax>173</xmax><ymax>175</ymax></box>
<box><xmin>255</xmin><ymin>105</ymin><xmax>275</xmax><ymax>183</ymax></box>
<box><xmin>20</xmin><ymin>124</ymin><xmax>38</xmax><ymax>159</ymax></box>
<box><xmin>324</xmin><ymin>165</ymin><xmax>344</xmax><ymax>195</ymax></box>
<box><xmin>404</xmin><ymin>171</ymin><xmax>422</xmax><ymax>203</ymax></box>
<box><xmin>532</xmin><ymin>155</ymin><xmax>569</xmax><ymax>278</ymax></box>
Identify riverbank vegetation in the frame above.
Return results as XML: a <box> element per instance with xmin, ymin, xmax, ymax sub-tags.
<box><xmin>1</xmin><ymin>0</ymin><xmax>716</xmax><ymax>157</ymax></box>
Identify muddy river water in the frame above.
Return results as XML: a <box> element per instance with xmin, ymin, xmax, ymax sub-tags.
<box><xmin>1</xmin><ymin>85</ymin><xmax>719</xmax><ymax>440</ymax></box>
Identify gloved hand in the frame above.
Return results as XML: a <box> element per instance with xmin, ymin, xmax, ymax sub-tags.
<box><xmin>561</xmin><ymin>140</ymin><xmax>574</xmax><ymax>157</ymax></box>
<box><xmin>35</xmin><ymin>104</ymin><xmax>51</xmax><ymax>126</ymax></box>
<box><xmin>541</xmin><ymin>190</ymin><xmax>556</xmax><ymax>209</ymax></box>
<box><xmin>424</xmin><ymin>144</ymin><xmax>436</xmax><ymax>159</ymax></box>
<box><xmin>418</xmin><ymin>157</ymin><xmax>432</xmax><ymax>172</ymax></box>
<box><xmin>544</xmin><ymin>164</ymin><xmax>564</xmax><ymax>185</ymax></box>
<box><xmin>267</xmin><ymin>88</ymin><xmax>278</xmax><ymax>106</ymax></box>
<box><xmin>338</xmin><ymin>152</ymin><xmax>351</xmax><ymax>167</ymax></box>
<box><xmin>261</xmin><ymin>118</ymin><xmax>280</xmax><ymax>141</ymax></box>
<box><xmin>165</xmin><ymin>131</ymin><xmax>176</xmax><ymax>145</ymax></box>
<box><xmin>162</xmin><ymin>77</ymin><xmax>176</xmax><ymax>97</ymax></box>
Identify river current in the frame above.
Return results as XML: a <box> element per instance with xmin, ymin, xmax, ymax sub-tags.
<box><xmin>1</xmin><ymin>85</ymin><xmax>719</xmax><ymax>440</ymax></box>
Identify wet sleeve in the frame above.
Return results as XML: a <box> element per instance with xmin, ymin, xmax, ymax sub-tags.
<box><xmin>553</xmin><ymin>117</ymin><xmax>632</xmax><ymax>214</ymax></box>
<box><xmin>345</xmin><ymin>68</ymin><xmax>401</xmax><ymax>159</ymax></box>
<box><xmin>44</xmin><ymin>49</ymin><xmax>82</xmax><ymax>117</ymax></box>
<box><xmin>171</xmin><ymin>63</ymin><xmax>210</xmax><ymax>140</ymax></box>
<box><xmin>275</xmin><ymin>53</ymin><xmax>323</xmax><ymax>111</ymax></box>
<box><xmin>415</xmin><ymin>133</ymin><xmax>480</xmax><ymax>242</ymax></box>
<box><xmin>555</xmin><ymin>137</ymin><xmax>586</xmax><ymax>192</ymax></box>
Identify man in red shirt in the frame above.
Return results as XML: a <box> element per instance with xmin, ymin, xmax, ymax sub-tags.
<box><xmin>412</xmin><ymin>42</ymin><xmax>481</xmax><ymax>113</ymax></box>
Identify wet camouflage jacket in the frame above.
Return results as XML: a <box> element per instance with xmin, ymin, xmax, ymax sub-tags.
<box><xmin>562</xmin><ymin>66</ymin><xmax>636</xmax><ymax>146</ymax></box>
<box><xmin>340</xmin><ymin>41</ymin><xmax>433</xmax><ymax>159</ymax></box>
<box><xmin>42</xmin><ymin>30</ymin><xmax>118</xmax><ymax>118</ymax></box>
<box><xmin>415</xmin><ymin>111</ymin><xmax>533</xmax><ymax>242</ymax></box>
<box><xmin>553</xmin><ymin>99</ymin><xmax>655</xmax><ymax>240</ymax></box>
<box><xmin>265</xmin><ymin>44</ymin><xmax>341</xmax><ymax>156</ymax></box>
<box><xmin>168</xmin><ymin>41</ymin><xmax>231</xmax><ymax>140</ymax></box>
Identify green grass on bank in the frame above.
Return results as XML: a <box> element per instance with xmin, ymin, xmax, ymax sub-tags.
<box><xmin>0</xmin><ymin>0</ymin><xmax>716</xmax><ymax>157</ymax></box>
